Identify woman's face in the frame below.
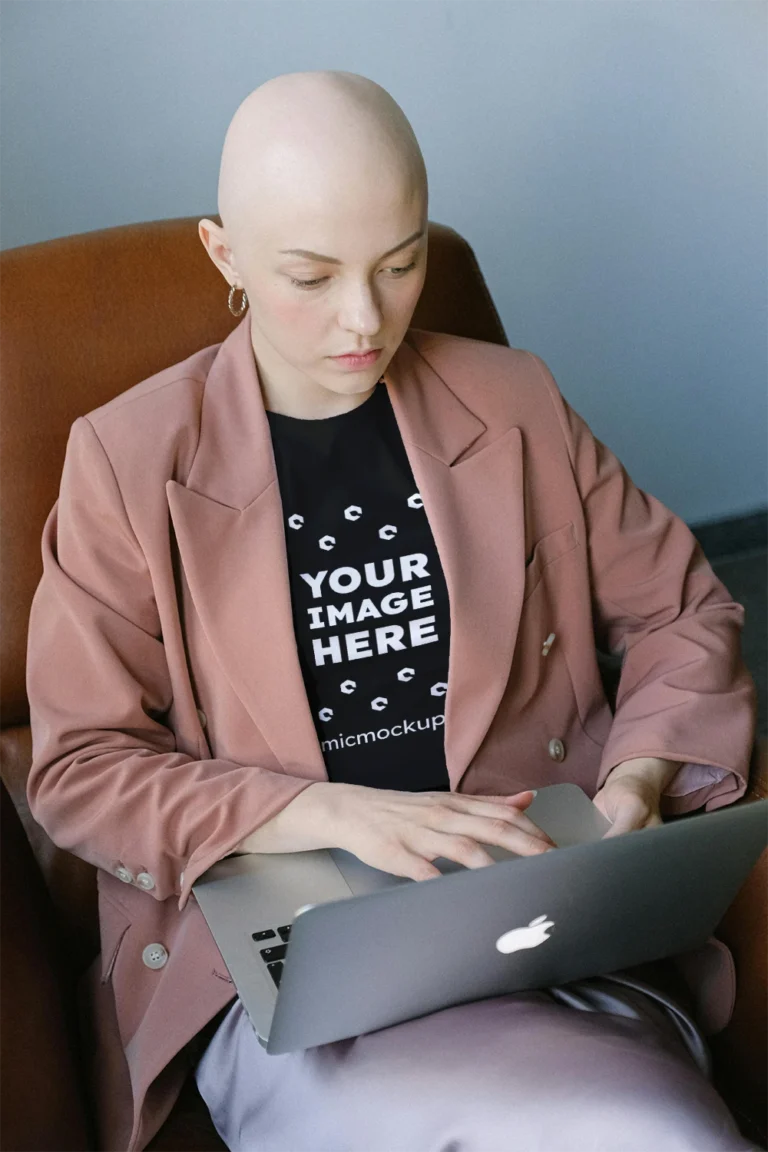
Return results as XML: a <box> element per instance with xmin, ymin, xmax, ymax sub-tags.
<box><xmin>230</xmin><ymin>171</ymin><xmax>428</xmax><ymax>411</ymax></box>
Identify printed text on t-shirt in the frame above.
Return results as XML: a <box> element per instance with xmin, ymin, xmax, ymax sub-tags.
<box><xmin>299</xmin><ymin>552</ymin><xmax>439</xmax><ymax>668</ymax></box>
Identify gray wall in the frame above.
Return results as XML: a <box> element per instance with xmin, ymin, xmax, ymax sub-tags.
<box><xmin>2</xmin><ymin>0</ymin><xmax>765</xmax><ymax>525</ymax></box>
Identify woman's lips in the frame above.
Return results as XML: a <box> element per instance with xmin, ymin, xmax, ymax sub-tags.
<box><xmin>330</xmin><ymin>349</ymin><xmax>382</xmax><ymax>369</ymax></box>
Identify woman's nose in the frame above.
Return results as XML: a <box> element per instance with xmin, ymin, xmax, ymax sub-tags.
<box><xmin>338</xmin><ymin>282</ymin><xmax>383</xmax><ymax>336</ymax></box>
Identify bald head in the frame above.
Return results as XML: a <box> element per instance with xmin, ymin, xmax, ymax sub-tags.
<box><xmin>199</xmin><ymin>71</ymin><xmax>429</xmax><ymax>418</ymax></box>
<box><xmin>217</xmin><ymin>71</ymin><xmax>427</xmax><ymax>251</ymax></box>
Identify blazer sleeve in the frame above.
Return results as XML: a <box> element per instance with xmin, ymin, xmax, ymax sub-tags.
<box><xmin>526</xmin><ymin>354</ymin><xmax>757</xmax><ymax>815</ymax></box>
<box><xmin>26</xmin><ymin>416</ymin><xmax>317</xmax><ymax>910</ymax></box>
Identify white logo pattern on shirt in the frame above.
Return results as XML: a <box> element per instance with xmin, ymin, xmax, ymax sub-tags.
<box><xmin>288</xmin><ymin>493</ymin><xmax>445</xmax><ymax>720</ymax></box>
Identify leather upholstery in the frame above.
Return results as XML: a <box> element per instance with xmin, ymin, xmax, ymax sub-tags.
<box><xmin>0</xmin><ymin>216</ymin><xmax>764</xmax><ymax>1151</ymax></box>
<box><xmin>709</xmin><ymin>740</ymin><xmax>768</xmax><ymax>1147</ymax></box>
<box><xmin>0</xmin><ymin>776</ymin><xmax>92</xmax><ymax>1151</ymax></box>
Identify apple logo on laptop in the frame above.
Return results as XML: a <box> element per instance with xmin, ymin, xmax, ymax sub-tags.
<box><xmin>495</xmin><ymin>914</ymin><xmax>555</xmax><ymax>954</ymax></box>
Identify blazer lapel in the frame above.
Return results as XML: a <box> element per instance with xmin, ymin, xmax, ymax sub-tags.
<box><xmin>385</xmin><ymin>338</ymin><xmax>526</xmax><ymax>790</ymax></box>
<box><xmin>167</xmin><ymin>319</ymin><xmax>526</xmax><ymax>792</ymax></box>
<box><xmin>166</xmin><ymin>319</ymin><xmax>327</xmax><ymax>782</ymax></box>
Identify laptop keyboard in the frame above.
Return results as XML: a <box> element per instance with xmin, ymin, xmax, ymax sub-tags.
<box><xmin>251</xmin><ymin>924</ymin><xmax>292</xmax><ymax>987</ymax></box>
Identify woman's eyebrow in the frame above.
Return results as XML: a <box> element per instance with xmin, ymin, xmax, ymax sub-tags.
<box><xmin>278</xmin><ymin>229</ymin><xmax>425</xmax><ymax>265</ymax></box>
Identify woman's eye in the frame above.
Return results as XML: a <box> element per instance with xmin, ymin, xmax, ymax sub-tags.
<box><xmin>390</xmin><ymin>261</ymin><xmax>417</xmax><ymax>277</ymax></box>
<box><xmin>291</xmin><ymin>259</ymin><xmax>416</xmax><ymax>290</ymax></box>
<box><xmin>287</xmin><ymin>276</ymin><xmax>324</xmax><ymax>290</ymax></box>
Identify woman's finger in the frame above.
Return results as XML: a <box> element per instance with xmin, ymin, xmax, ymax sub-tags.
<box><xmin>396</xmin><ymin>845</ymin><xmax>445</xmax><ymax>881</ymax></box>
<box><xmin>427</xmin><ymin>809</ymin><xmax>555</xmax><ymax>857</ymax></box>
<box><xmin>601</xmin><ymin>794</ymin><xmax>651</xmax><ymax>838</ymax></box>
<box><xmin>440</xmin><ymin>789</ymin><xmax>536</xmax><ymax>808</ymax></box>
<box><xmin>500</xmin><ymin>790</ymin><xmax>537</xmax><ymax>808</ymax></box>
<box><xmin>417</xmin><ymin>831</ymin><xmax>499</xmax><ymax>870</ymax></box>
<box><xmin>438</xmin><ymin>794</ymin><xmax>556</xmax><ymax>846</ymax></box>
<box><xmin>474</xmin><ymin>792</ymin><xmax>534</xmax><ymax>811</ymax></box>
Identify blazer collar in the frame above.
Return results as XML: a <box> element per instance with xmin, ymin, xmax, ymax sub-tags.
<box><xmin>167</xmin><ymin>317</ymin><xmax>525</xmax><ymax>792</ymax></box>
<box><xmin>182</xmin><ymin>315</ymin><xmax>489</xmax><ymax>508</ymax></box>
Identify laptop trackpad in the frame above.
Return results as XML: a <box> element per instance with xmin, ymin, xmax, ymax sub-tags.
<box><xmin>328</xmin><ymin>848</ymin><xmax>410</xmax><ymax>895</ymax></box>
<box><xmin>525</xmin><ymin>783</ymin><xmax>611</xmax><ymax>845</ymax></box>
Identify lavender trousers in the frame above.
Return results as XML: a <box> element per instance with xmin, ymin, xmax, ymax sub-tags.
<box><xmin>195</xmin><ymin>967</ymin><xmax>756</xmax><ymax>1152</ymax></box>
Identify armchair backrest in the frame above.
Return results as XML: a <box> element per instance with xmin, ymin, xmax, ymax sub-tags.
<box><xmin>0</xmin><ymin>216</ymin><xmax>508</xmax><ymax>965</ymax></box>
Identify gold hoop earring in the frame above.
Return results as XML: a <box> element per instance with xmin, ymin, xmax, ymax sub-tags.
<box><xmin>228</xmin><ymin>284</ymin><xmax>248</xmax><ymax>317</ymax></box>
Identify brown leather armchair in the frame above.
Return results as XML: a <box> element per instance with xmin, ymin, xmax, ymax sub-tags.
<box><xmin>1</xmin><ymin>218</ymin><xmax>765</xmax><ymax>1151</ymax></box>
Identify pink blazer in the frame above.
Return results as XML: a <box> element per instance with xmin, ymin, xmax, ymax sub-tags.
<box><xmin>26</xmin><ymin>318</ymin><xmax>756</xmax><ymax>1150</ymax></box>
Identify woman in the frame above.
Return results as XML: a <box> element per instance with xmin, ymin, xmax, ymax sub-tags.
<box><xmin>26</xmin><ymin>71</ymin><xmax>758</xmax><ymax>1151</ymax></box>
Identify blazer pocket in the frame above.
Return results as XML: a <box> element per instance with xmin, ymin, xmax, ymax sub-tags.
<box><xmin>99</xmin><ymin>892</ymin><xmax>131</xmax><ymax>984</ymax></box>
<box><xmin>523</xmin><ymin>522</ymin><xmax>578</xmax><ymax>601</ymax></box>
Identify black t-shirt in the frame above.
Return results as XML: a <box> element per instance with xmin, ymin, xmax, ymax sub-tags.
<box><xmin>266</xmin><ymin>379</ymin><xmax>451</xmax><ymax>792</ymax></box>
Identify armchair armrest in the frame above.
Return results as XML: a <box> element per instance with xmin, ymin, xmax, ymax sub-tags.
<box><xmin>745</xmin><ymin>735</ymin><xmax>768</xmax><ymax>802</ymax></box>
<box><xmin>710</xmin><ymin>736</ymin><xmax>768</xmax><ymax>1148</ymax></box>
<box><xmin>0</xmin><ymin>777</ymin><xmax>92</xmax><ymax>1151</ymax></box>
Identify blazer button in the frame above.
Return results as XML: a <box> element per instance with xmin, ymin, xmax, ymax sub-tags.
<box><xmin>142</xmin><ymin>943</ymin><xmax>168</xmax><ymax>970</ymax></box>
<box><xmin>136</xmin><ymin>872</ymin><xmax>155</xmax><ymax>891</ymax></box>
<box><xmin>115</xmin><ymin>865</ymin><xmax>134</xmax><ymax>884</ymax></box>
<box><xmin>541</xmin><ymin>632</ymin><xmax>556</xmax><ymax>657</ymax></box>
<box><xmin>548</xmin><ymin>738</ymin><xmax>566</xmax><ymax>763</ymax></box>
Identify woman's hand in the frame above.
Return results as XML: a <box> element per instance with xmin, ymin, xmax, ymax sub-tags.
<box><xmin>324</xmin><ymin>784</ymin><xmax>557</xmax><ymax>880</ymax></box>
<box><xmin>237</xmin><ymin>781</ymin><xmax>557</xmax><ymax>880</ymax></box>
<box><xmin>592</xmin><ymin>757</ymin><xmax>678</xmax><ymax>837</ymax></box>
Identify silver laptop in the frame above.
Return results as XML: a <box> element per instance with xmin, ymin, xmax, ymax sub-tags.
<box><xmin>193</xmin><ymin>783</ymin><xmax>768</xmax><ymax>1055</ymax></box>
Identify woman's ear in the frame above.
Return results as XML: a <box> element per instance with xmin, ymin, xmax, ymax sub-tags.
<box><xmin>198</xmin><ymin>218</ymin><xmax>239</xmax><ymax>285</ymax></box>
